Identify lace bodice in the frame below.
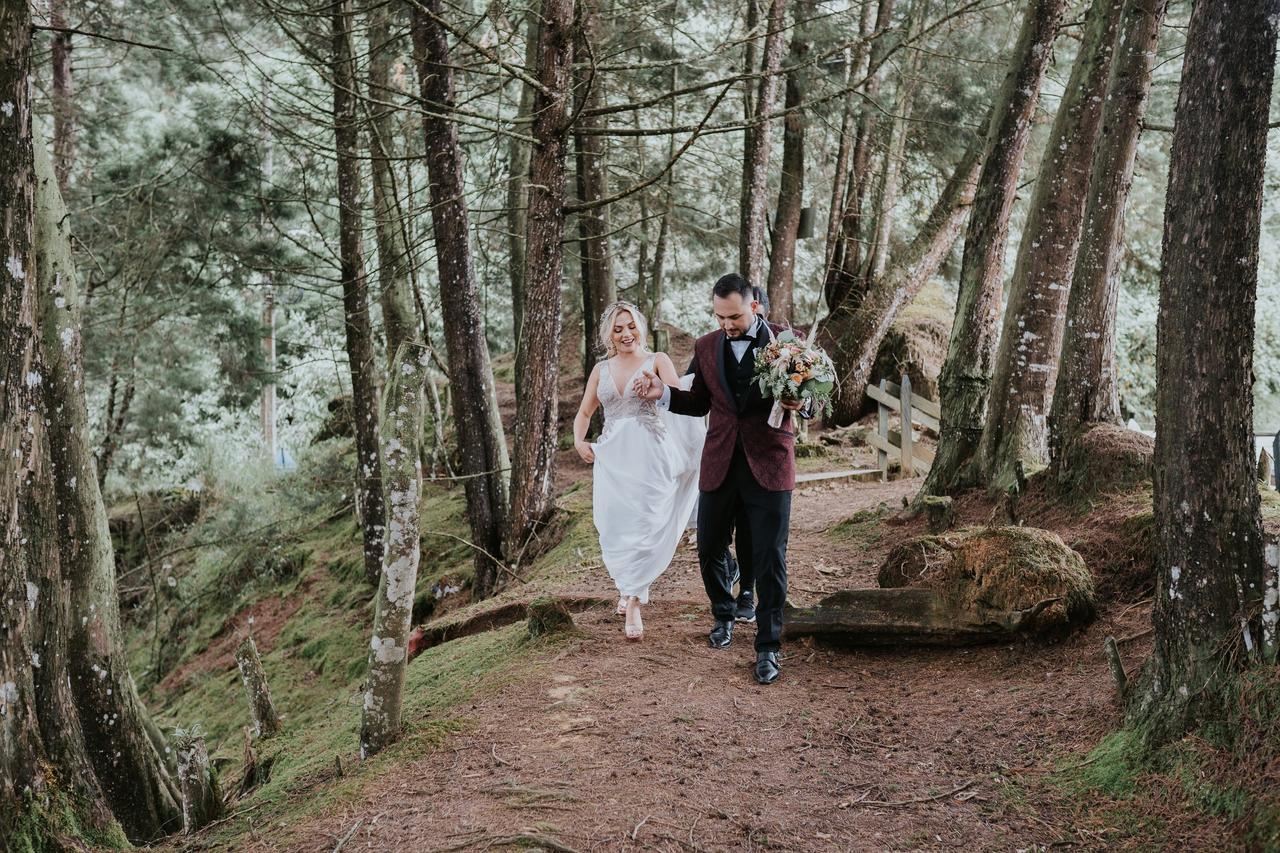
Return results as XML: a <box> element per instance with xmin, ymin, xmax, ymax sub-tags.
<box><xmin>597</xmin><ymin>355</ymin><xmax>666</xmax><ymax>439</ymax></box>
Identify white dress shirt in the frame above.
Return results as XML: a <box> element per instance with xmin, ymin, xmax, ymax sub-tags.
<box><xmin>657</xmin><ymin>315</ymin><xmax>764</xmax><ymax>408</ymax></box>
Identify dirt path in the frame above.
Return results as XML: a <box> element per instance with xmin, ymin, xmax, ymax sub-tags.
<box><xmin>258</xmin><ymin>476</ymin><xmax>1148</xmax><ymax>852</ymax></box>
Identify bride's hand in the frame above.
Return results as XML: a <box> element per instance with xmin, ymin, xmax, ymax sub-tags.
<box><xmin>634</xmin><ymin>369</ymin><xmax>664</xmax><ymax>400</ymax></box>
<box><xmin>574</xmin><ymin>439</ymin><xmax>595</xmax><ymax>464</ymax></box>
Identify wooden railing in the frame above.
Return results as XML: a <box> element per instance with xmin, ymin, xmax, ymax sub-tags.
<box><xmin>865</xmin><ymin>374</ymin><xmax>938</xmax><ymax>479</ymax></box>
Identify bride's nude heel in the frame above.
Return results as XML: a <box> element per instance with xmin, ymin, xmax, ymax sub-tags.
<box><xmin>616</xmin><ymin>596</ymin><xmax>628</xmax><ymax>616</ymax></box>
<box><xmin>624</xmin><ymin>597</ymin><xmax>644</xmax><ymax>641</ymax></box>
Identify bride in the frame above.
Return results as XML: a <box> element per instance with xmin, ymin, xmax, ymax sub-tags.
<box><xmin>573</xmin><ymin>301</ymin><xmax>704</xmax><ymax>640</ymax></box>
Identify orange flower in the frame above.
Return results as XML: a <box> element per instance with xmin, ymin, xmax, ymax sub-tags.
<box><xmin>790</xmin><ymin>373</ymin><xmax>804</xmax><ymax>384</ymax></box>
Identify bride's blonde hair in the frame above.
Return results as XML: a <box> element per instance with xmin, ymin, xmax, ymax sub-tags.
<box><xmin>598</xmin><ymin>300</ymin><xmax>650</xmax><ymax>358</ymax></box>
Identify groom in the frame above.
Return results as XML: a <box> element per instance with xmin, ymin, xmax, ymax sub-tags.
<box><xmin>637</xmin><ymin>274</ymin><xmax>804</xmax><ymax>684</ymax></box>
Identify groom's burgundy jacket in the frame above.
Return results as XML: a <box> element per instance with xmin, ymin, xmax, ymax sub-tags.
<box><xmin>667</xmin><ymin>322</ymin><xmax>796</xmax><ymax>492</ymax></box>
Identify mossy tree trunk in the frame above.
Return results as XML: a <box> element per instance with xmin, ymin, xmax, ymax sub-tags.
<box><xmin>919</xmin><ymin>0</ymin><xmax>1065</xmax><ymax>498</ymax></box>
<box><xmin>332</xmin><ymin>0</ymin><xmax>386</xmax><ymax>588</ymax></box>
<box><xmin>365</xmin><ymin>0</ymin><xmax>418</xmax><ymax>361</ymax></box>
<box><xmin>1132</xmin><ymin>0</ymin><xmax>1276</xmax><ymax>743</ymax></box>
<box><xmin>765</xmin><ymin>0</ymin><xmax>810</xmax><ymax>325</ymax></box>
<box><xmin>35</xmin><ymin>121</ymin><xmax>182</xmax><ymax>841</ymax></box>
<box><xmin>360</xmin><ymin>343</ymin><xmax>429</xmax><ymax>757</ymax></box>
<box><xmin>574</xmin><ymin>0</ymin><xmax>616</xmax><ymax>381</ymax></box>
<box><xmin>738</xmin><ymin>0</ymin><xmax>789</xmax><ymax>292</ymax></box>
<box><xmin>411</xmin><ymin>0</ymin><xmax>511</xmax><ymax>598</ymax></box>
<box><xmin>1048</xmin><ymin>0</ymin><xmax>1167</xmax><ymax>473</ymax></box>
<box><xmin>505</xmin><ymin>0</ymin><xmax>574</xmax><ymax>562</ymax></box>
<box><xmin>820</xmin><ymin>4</ymin><xmax>870</xmax><ymax>291</ymax></box>
<box><xmin>1</xmin><ymin>19</ymin><xmax>124</xmax><ymax>842</ymax></box>
<box><xmin>977</xmin><ymin>0</ymin><xmax>1126</xmax><ymax>494</ymax></box>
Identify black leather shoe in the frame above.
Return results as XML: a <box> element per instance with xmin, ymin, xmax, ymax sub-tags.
<box><xmin>734</xmin><ymin>590</ymin><xmax>757</xmax><ymax>623</ymax></box>
<box><xmin>754</xmin><ymin>651</ymin><xmax>780</xmax><ymax>684</ymax></box>
<box><xmin>708</xmin><ymin>619</ymin><xmax>734</xmax><ymax>648</ymax></box>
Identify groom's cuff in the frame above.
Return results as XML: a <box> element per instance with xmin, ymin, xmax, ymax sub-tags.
<box><xmin>658</xmin><ymin>386</ymin><xmax>672</xmax><ymax>409</ymax></box>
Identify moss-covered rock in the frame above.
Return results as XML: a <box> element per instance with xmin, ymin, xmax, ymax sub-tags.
<box><xmin>1054</xmin><ymin>422</ymin><xmax>1154</xmax><ymax>501</ymax></box>
<box><xmin>878</xmin><ymin>526</ymin><xmax>1096</xmax><ymax>636</ymax></box>
<box><xmin>864</xmin><ymin>282</ymin><xmax>952</xmax><ymax>414</ymax></box>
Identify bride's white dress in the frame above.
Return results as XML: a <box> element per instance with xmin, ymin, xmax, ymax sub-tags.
<box><xmin>591</xmin><ymin>354</ymin><xmax>704</xmax><ymax>603</ymax></box>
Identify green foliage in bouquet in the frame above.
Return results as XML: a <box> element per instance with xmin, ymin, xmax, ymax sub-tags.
<box><xmin>753</xmin><ymin>329</ymin><xmax>837</xmax><ymax>418</ymax></box>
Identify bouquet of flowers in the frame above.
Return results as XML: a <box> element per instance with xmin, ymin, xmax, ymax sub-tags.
<box><xmin>753</xmin><ymin>329</ymin><xmax>836</xmax><ymax>428</ymax></box>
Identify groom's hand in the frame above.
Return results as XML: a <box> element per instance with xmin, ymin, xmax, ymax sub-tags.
<box><xmin>780</xmin><ymin>398</ymin><xmax>804</xmax><ymax>411</ymax></box>
<box><xmin>634</xmin><ymin>369</ymin><xmax>664</xmax><ymax>401</ymax></box>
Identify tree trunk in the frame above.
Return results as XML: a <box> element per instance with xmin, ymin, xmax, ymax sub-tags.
<box><xmin>977</xmin><ymin>0</ymin><xmax>1126</xmax><ymax>494</ymax></box>
<box><xmin>738</xmin><ymin>0</ymin><xmax>789</xmax><ymax>291</ymax></box>
<box><xmin>822</xmin><ymin>0</ymin><xmax>891</xmax><ymax>312</ymax></box>
<box><xmin>234</xmin><ymin>636</ymin><xmax>281</xmax><ymax>740</ymax></box>
<box><xmin>366</xmin><ymin>0</ymin><xmax>418</xmax><ymax>361</ymax></box>
<box><xmin>411</xmin><ymin>0</ymin><xmax>511</xmax><ymax>599</ymax></box>
<box><xmin>50</xmin><ymin>0</ymin><xmax>72</xmax><ymax>195</ymax></box>
<box><xmin>919</xmin><ymin>0</ymin><xmax>1066</xmax><ymax>498</ymax></box>
<box><xmin>508</xmin><ymin>4</ymin><xmax>541</xmax><ymax>355</ymax></box>
<box><xmin>765</xmin><ymin>1</ymin><xmax>809</xmax><ymax>325</ymax></box>
<box><xmin>860</xmin><ymin>0</ymin><xmax>928</xmax><ymax>288</ymax></box>
<box><xmin>175</xmin><ymin>733</ymin><xmax>222</xmax><ymax>835</ymax></box>
<box><xmin>1048</xmin><ymin>0</ymin><xmax>1167</xmax><ymax>471</ymax></box>
<box><xmin>1132</xmin><ymin>0</ymin><xmax>1276</xmax><ymax>742</ymax></box>
<box><xmin>360</xmin><ymin>342</ymin><xmax>428</xmax><ymax>757</ymax></box>
<box><xmin>819</xmin><ymin>133</ymin><xmax>984</xmax><ymax>424</ymax></box>
<box><xmin>574</xmin><ymin>0</ymin><xmax>615</xmax><ymax>380</ymax></box>
<box><xmin>332</xmin><ymin>0</ymin><xmax>386</xmax><ymax>588</ymax></box>
<box><xmin>35</xmin><ymin>121</ymin><xmax>183</xmax><ymax>841</ymax></box>
<box><xmin>0</xmin><ymin>5</ymin><xmax>45</xmax><ymax>831</ymax></box>
<box><xmin>505</xmin><ymin>0</ymin><xmax>574</xmax><ymax>562</ymax></box>
<box><xmin>2</xmin><ymin>19</ymin><xmax>125</xmax><ymax>841</ymax></box>
<box><xmin>739</xmin><ymin>0</ymin><xmax>760</xmax><ymax>282</ymax></box>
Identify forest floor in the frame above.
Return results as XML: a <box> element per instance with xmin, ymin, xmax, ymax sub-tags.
<box><xmin>171</xmin><ymin>466</ymin><xmax>1188</xmax><ymax>853</ymax></box>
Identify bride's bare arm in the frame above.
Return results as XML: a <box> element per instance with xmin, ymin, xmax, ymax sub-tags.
<box><xmin>573</xmin><ymin>365</ymin><xmax>602</xmax><ymax>463</ymax></box>
<box><xmin>653</xmin><ymin>352</ymin><xmax>681</xmax><ymax>387</ymax></box>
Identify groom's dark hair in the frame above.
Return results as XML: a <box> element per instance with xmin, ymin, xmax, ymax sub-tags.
<box><xmin>712</xmin><ymin>273</ymin><xmax>752</xmax><ymax>301</ymax></box>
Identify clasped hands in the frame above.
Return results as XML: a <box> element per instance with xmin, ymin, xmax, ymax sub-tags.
<box><xmin>632</xmin><ymin>370</ymin><xmax>803</xmax><ymax>410</ymax></box>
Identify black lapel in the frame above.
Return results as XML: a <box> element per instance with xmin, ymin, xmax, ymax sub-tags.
<box><xmin>715</xmin><ymin>332</ymin><xmax>737</xmax><ymax>411</ymax></box>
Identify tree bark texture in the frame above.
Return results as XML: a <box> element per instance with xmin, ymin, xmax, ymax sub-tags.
<box><xmin>332</xmin><ymin>0</ymin><xmax>386</xmax><ymax>588</ymax></box>
<box><xmin>574</xmin><ymin>0</ymin><xmax>616</xmax><ymax>377</ymax></box>
<box><xmin>1048</xmin><ymin>0</ymin><xmax>1167</xmax><ymax>471</ymax></box>
<box><xmin>505</xmin><ymin>0</ymin><xmax>574</xmax><ymax>562</ymax></box>
<box><xmin>919</xmin><ymin>0</ymin><xmax>1066</xmax><ymax>498</ymax></box>
<box><xmin>366</xmin><ymin>0</ymin><xmax>418</xmax><ymax>361</ymax></box>
<box><xmin>235</xmin><ymin>636</ymin><xmax>281</xmax><ymax>739</ymax></box>
<box><xmin>819</xmin><ymin>133</ymin><xmax>983</xmax><ymax>424</ymax></box>
<box><xmin>507</xmin><ymin>3</ymin><xmax>541</xmax><ymax>351</ymax></box>
<box><xmin>977</xmin><ymin>0</ymin><xmax>1126</xmax><ymax>494</ymax></box>
<box><xmin>738</xmin><ymin>0</ymin><xmax>789</xmax><ymax>292</ymax></box>
<box><xmin>35</xmin><ymin>120</ymin><xmax>182</xmax><ymax>841</ymax></box>
<box><xmin>765</xmin><ymin>1</ymin><xmax>810</xmax><ymax>325</ymax></box>
<box><xmin>1136</xmin><ymin>0</ymin><xmax>1276</xmax><ymax>741</ymax></box>
<box><xmin>0</xmin><ymin>5</ymin><xmax>47</xmax><ymax>830</ymax></box>
<box><xmin>360</xmin><ymin>343</ymin><xmax>428</xmax><ymax>758</ymax></box>
<box><xmin>412</xmin><ymin>0</ymin><xmax>511</xmax><ymax>599</ymax></box>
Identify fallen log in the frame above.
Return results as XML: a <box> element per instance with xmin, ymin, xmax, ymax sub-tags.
<box><xmin>408</xmin><ymin>594</ymin><xmax>611</xmax><ymax>658</ymax></box>
<box><xmin>783</xmin><ymin>588</ymin><xmax>1064</xmax><ymax>645</ymax></box>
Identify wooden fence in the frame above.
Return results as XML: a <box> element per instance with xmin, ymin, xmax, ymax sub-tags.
<box><xmin>865</xmin><ymin>374</ymin><xmax>939</xmax><ymax>479</ymax></box>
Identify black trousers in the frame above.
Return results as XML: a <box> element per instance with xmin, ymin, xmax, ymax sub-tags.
<box><xmin>697</xmin><ymin>447</ymin><xmax>791</xmax><ymax>652</ymax></box>
<box><xmin>725</xmin><ymin>507</ymin><xmax>754</xmax><ymax>596</ymax></box>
